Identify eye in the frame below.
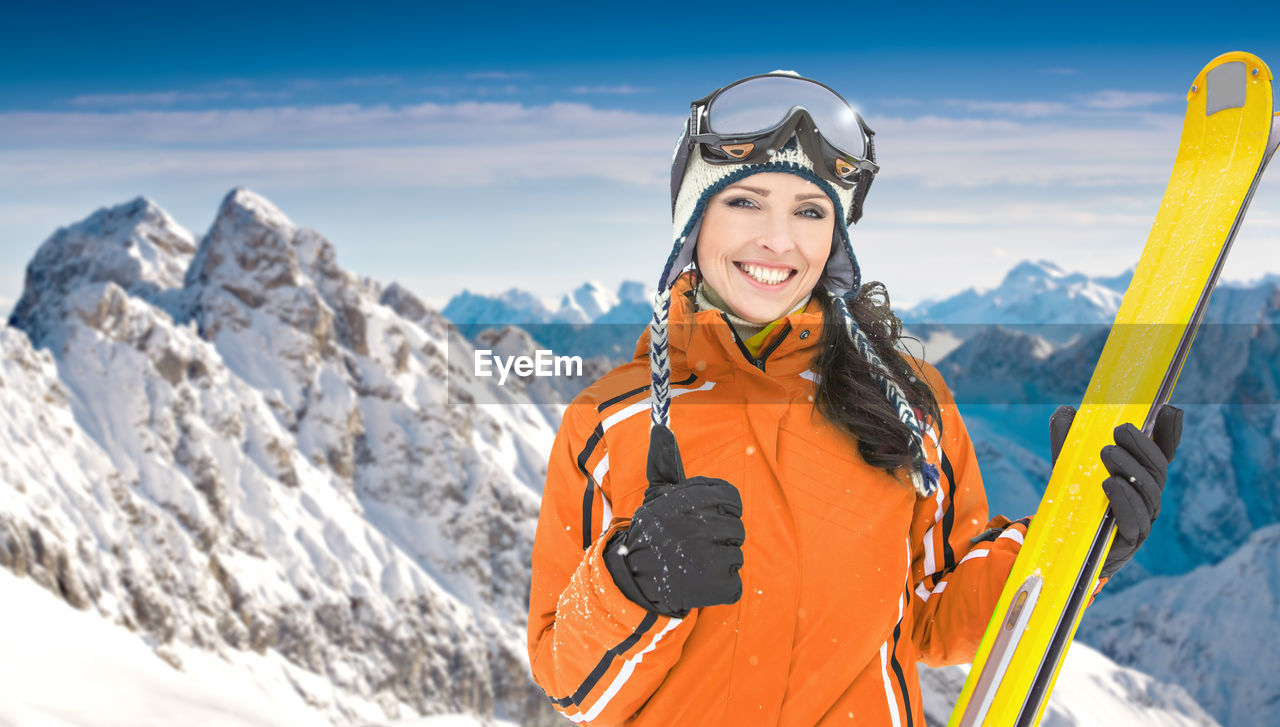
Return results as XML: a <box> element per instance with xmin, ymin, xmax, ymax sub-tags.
<box><xmin>797</xmin><ymin>205</ymin><xmax>827</xmax><ymax>220</ymax></box>
<box><xmin>725</xmin><ymin>196</ymin><xmax>759</xmax><ymax>210</ymax></box>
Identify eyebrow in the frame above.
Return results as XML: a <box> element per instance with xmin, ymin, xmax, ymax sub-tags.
<box><xmin>726</xmin><ymin>184</ymin><xmax>829</xmax><ymax>202</ymax></box>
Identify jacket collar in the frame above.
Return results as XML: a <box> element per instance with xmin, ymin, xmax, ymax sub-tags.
<box><xmin>633</xmin><ymin>271</ymin><xmax>827</xmax><ymax>379</ymax></box>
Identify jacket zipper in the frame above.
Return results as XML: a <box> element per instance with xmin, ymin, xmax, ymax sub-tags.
<box><xmin>720</xmin><ymin>312</ymin><xmax>793</xmax><ymax>372</ymax></box>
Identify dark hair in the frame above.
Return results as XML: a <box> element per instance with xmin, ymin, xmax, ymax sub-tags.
<box><xmin>811</xmin><ymin>281</ymin><xmax>944</xmax><ymax>483</ymax></box>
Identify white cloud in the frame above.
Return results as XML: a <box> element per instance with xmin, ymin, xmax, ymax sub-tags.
<box><xmin>876</xmin><ymin>97</ymin><xmax>924</xmax><ymax>108</ymax></box>
<box><xmin>938</xmin><ymin>90</ymin><xmax>1178</xmax><ymax>120</ymax></box>
<box><xmin>290</xmin><ymin>75</ymin><xmax>403</xmax><ymax>90</ymax></box>
<box><xmin>0</xmin><ymin>98</ymin><xmax>1192</xmax><ymax>195</ymax></box>
<box><xmin>1239</xmin><ymin>208</ymin><xmax>1280</xmax><ymax>229</ymax></box>
<box><xmin>472</xmin><ymin>85</ymin><xmax>522</xmax><ymax>96</ymax></box>
<box><xmin>941</xmin><ymin>99</ymin><xmax>1069</xmax><ymax>118</ymax></box>
<box><xmin>0</xmin><ymin>138</ymin><xmax>674</xmax><ymax>189</ymax></box>
<box><xmin>69</xmin><ymin>90</ymin><xmax>235</xmax><ymax>107</ymax></box>
<box><xmin>0</xmin><ymin>101</ymin><xmax>681</xmax><ymax>147</ymax></box>
<box><xmin>331</xmin><ymin>75</ymin><xmax>403</xmax><ymax>88</ymax></box>
<box><xmin>67</xmin><ymin>77</ymin><xmax>404</xmax><ymax>109</ymax></box>
<box><xmin>5</xmin><ymin>93</ymin><xmax>1279</xmax><ymax>321</ymax></box>
<box><xmin>875</xmin><ymin>204</ymin><xmax>1153</xmax><ymax>227</ymax></box>
<box><xmin>464</xmin><ymin>71</ymin><xmax>532</xmax><ymax>80</ymax></box>
<box><xmin>0</xmin><ymin>99</ymin><xmax>1190</xmax><ymax>199</ymax></box>
<box><xmin>569</xmin><ymin>85</ymin><xmax>652</xmax><ymax>95</ymax></box>
<box><xmin>1077</xmin><ymin>90</ymin><xmax>1179</xmax><ymax>110</ymax></box>
<box><xmin>868</xmin><ymin>112</ymin><xmax>1183</xmax><ymax>188</ymax></box>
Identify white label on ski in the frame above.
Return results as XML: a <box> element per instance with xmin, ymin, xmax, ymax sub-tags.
<box><xmin>1206</xmin><ymin>62</ymin><xmax>1246</xmax><ymax>115</ymax></box>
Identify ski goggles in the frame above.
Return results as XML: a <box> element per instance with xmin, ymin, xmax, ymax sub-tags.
<box><xmin>672</xmin><ymin>72</ymin><xmax>880</xmax><ymax>221</ymax></box>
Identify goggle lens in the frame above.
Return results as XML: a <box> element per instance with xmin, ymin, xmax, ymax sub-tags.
<box><xmin>706</xmin><ymin>76</ymin><xmax>868</xmax><ymax>160</ymax></box>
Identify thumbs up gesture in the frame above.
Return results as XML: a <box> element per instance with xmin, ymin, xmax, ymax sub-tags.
<box><xmin>602</xmin><ymin>424</ymin><xmax>746</xmax><ymax>618</ymax></box>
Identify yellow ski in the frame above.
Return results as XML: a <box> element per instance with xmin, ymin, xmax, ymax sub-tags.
<box><xmin>950</xmin><ymin>51</ymin><xmax>1279</xmax><ymax>727</ymax></box>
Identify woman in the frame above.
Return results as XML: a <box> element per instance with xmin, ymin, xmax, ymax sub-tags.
<box><xmin>526</xmin><ymin>72</ymin><xmax>1181</xmax><ymax>726</ymax></box>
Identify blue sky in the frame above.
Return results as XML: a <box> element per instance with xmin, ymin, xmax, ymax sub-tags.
<box><xmin>3</xmin><ymin>1</ymin><xmax>1280</xmax><ymax>313</ymax></box>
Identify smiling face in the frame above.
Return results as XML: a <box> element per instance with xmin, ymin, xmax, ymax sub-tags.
<box><xmin>694</xmin><ymin>172</ymin><xmax>836</xmax><ymax>324</ymax></box>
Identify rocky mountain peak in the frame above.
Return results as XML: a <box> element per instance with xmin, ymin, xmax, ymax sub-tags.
<box><xmin>617</xmin><ymin>280</ymin><xmax>652</xmax><ymax>306</ymax></box>
<box><xmin>1004</xmin><ymin>258</ymin><xmax>1066</xmax><ymax>281</ymax></box>
<box><xmin>216</xmin><ymin>187</ymin><xmax>296</xmax><ymax>238</ymax></box>
<box><xmin>2</xmin><ymin>188</ymin><xmax>566</xmax><ymax>724</ymax></box>
<box><xmin>185</xmin><ymin>187</ymin><xmax>301</xmax><ymax>295</ymax></box>
<box><xmin>563</xmin><ymin>280</ymin><xmax>617</xmax><ymax>321</ymax></box>
<box><xmin>9</xmin><ymin>196</ymin><xmax>197</xmax><ymax>346</ymax></box>
<box><xmin>903</xmin><ymin>258</ymin><xmax>1124</xmax><ymax>331</ymax></box>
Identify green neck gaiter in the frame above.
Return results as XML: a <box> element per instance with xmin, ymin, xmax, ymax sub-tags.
<box><xmin>694</xmin><ymin>278</ymin><xmax>810</xmax><ymax>355</ymax></box>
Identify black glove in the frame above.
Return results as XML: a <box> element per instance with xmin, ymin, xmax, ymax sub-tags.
<box><xmin>602</xmin><ymin>424</ymin><xmax>745</xmax><ymax>618</ymax></box>
<box><xmin>1049</xmin><ymin>404</ymin><xmax>1183</xmax><ymax>579</ymax></box>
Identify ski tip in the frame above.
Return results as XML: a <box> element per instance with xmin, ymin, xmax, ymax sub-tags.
<box><xmin>1189</xmin><ymin>51</ymin><xmax>1272</xmax><ymax>103</ymax></box>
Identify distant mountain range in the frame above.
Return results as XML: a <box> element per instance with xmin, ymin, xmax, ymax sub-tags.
<box><xmin>443</xmin><ymin>279</ymin><xmax>646</xmax><ymax>329</ymax></box>
<box><xmin>443</xmin><ymin>280</ymin><xmax>653</xmax><ymax>361</ymax></box>
<box><xmin>441</xmin><ymin>259</ymin><xmax>1133</xmax><ymax>363</ymax></box>
<box><xmin>445</xmin><ymin>260</ymin><xmax>1280</xmax><ymax>582</ymax></box>
<box><xmin>904</xmin><ymin>259</ymin><xmax>1131</xmax><ymax>323</ymax></box>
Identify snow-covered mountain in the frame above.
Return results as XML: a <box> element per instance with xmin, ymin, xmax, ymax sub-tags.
<box><xmin>557</xmin><ymin>280</ymin><xmax>617</xmax><ymax>322</ymax></box>
<box><xmin>444</xmin><ymin>280</ymin><xmax>652</xmax><ymax>361</ymax></box>
<box><xmin>439</xmin><ymin>288</ymin><xmax>555</xmax><ymax>328</ymax></box>
<box><xmin>3</xmin><ymin>189</ymin><xmax>566</xmax><ymax>725</ymax></box>
<box><xmin>1079</xmin><ymin>523</ymin><xmax>1280</xmax><ymax>727</ymax></box>
<box><xmin>903</xmin><ymin>259</ymin><xmax>1128</xmax><ymax>328</ymax></box>
<box><xmin>470</xmin><ymin>324</ymin><xmax>616</xmax><ymax>428</ymax></box>
<box><xmin>443</xmin><ymin>280</ymin><xmax>650</xmax><ymax>330</ymax></box>
<box><xmin>444</xmin><ymin>257</ymin><xmax>1280</xmax><ymax>578</ymax></box>
<box><xmin>896</xmin><ymin>259</ymin><xmax>1127</xmax><ymax>360</ymax></box>
<box><xmin>933</xmin><ymin>274</ymin><xmax>1280</xmax><ymax>580</ymax></box>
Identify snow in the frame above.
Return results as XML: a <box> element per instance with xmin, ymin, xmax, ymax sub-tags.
<box><xmin>1080</xmin><ymin>524</ymin><xmax>1280</xmax><ymax>727</ymax></box>
<box><xmin>0</xmin><ymin>566</ymin><xmax>513</xmax><ymax>727</ymax></box>
<box><xmin>2</xmin><ymin>190</ymin><xmax>563</xmax><ymax>724</ymax></box>
<box><xmin>443</xmin><ymin>280</ymin><xmax>646</xmax><ymax>327</ymax></box>
<box><xmin>393</xmin><ymin>718</ymin><xmax>519</xmax><ymax>727</ymax></box>
<box><xmin>901</xmin><ymin>259</ymin><xmax>1126</xmax><ymax>332</ymax></box>
<box><xmin>0</xmin><ymin>560</ymin><xmax>1218</xmax><ymax>727</ymax></box>
<box><xmin>1042</xmin><ymin>645</ymin><xmax>1219</xmax><ymax>726</ymax></box>
<box><xmin>0</xmin><ymin>567</ymin><xmax>331</xmax><ymax>727</ymax></box>
<box><xmin>920</xmin><ymin>645</ymin><xmax>1220</xmax><ymax>726</ymax></box>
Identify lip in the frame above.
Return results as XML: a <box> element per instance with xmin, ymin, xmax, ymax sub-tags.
<box><xmin>734</xmin><ymin>261</ymin><xmax>797</xmax><ymax>290</ymax></box>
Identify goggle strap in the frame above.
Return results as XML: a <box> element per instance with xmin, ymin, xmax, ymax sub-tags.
<box><xmin>850</xmin><ymin>169</ymin><xmax>874</xmax><ymax>224</ymax></box>
<box><xmin>670</xmin><ymin>116</ymin><xmax>697</xmax><ymax>214</ymax></box>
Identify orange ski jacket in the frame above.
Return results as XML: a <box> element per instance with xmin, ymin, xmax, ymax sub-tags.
<box><xmin>527</xmin><ymin>272</ymin><xmax>1029</xmax><ymax>726</ymax></box>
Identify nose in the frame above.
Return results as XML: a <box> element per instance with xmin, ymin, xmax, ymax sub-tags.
<box><xmin>757</xmin><ymin>207</ymin><xmax>795</xmax><ymax>254</ymax></box>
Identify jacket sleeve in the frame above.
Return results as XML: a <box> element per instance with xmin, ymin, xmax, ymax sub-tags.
<box><xmin>527</xmin><ymin>397</ymin><xmax>697</xmax><ymax>724</ymax></box>
<box><xmin>905</xmin><ymin>362</ymin><xmax>1031</xmax><ymax>667</ymax></box>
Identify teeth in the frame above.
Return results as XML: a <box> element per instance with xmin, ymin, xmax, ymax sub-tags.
<box><xmin>739</xmin><ymin>262</ymin><xmax>792</xmax><ymax>285</ymax></box>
